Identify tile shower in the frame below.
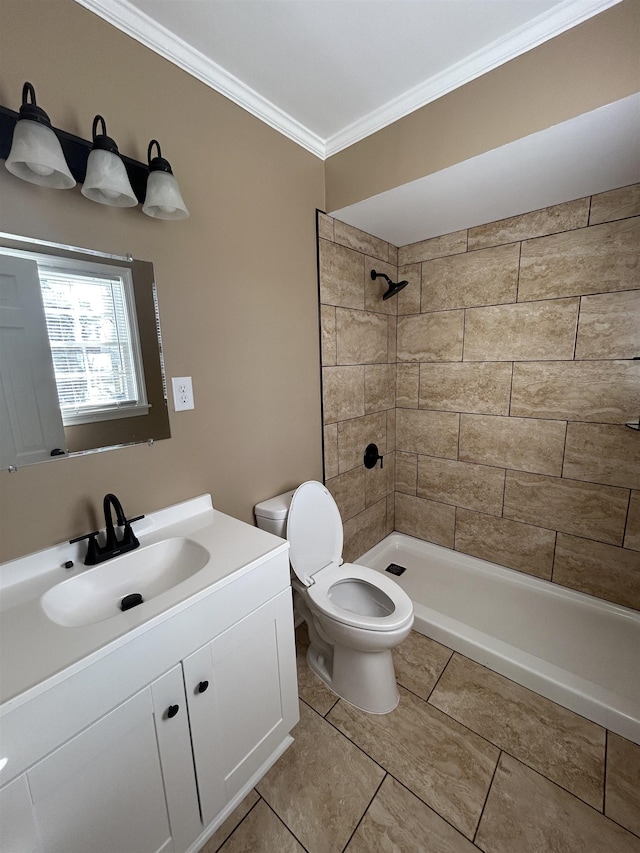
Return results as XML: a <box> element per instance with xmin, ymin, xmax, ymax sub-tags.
<box><xmin>318</xmin><ymin>183</ymin><xmax>640</xmax><ymax>612</ymax></box>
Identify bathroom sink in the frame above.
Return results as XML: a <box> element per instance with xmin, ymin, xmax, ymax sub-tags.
<box><xmin>41</xmin><ymin>537</ymin><xmax>210</xmax><ymax>627</ymax></box>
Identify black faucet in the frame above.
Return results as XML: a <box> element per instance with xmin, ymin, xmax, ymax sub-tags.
<box><xmin>70</xmin><ymin>494</ymin><xmax>144</xmax><ymax>565</ymax></box>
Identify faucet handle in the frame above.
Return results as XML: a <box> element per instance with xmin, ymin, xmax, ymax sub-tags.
<box><xmin>69</xmin><ymin>531</ymin><xmax>102</xmax><ymax>565</ymax></box>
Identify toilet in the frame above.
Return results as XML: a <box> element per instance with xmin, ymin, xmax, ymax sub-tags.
<box><xmin>254</xmin><ymin>481</ymin><xmax>414</xmax><ymax>714</ymax></box>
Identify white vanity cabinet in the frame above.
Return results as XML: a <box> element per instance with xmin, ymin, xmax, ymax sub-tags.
<box><xmin>0</xmin><ymin>542</ymin><xmax>298</xmax><ymax>853</ymax></box>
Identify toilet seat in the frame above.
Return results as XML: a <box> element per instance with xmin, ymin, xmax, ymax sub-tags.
<box><xmin>288</xmin><ymin>481</ymin><xmax>413</xmax><ymax>632</ymax></box>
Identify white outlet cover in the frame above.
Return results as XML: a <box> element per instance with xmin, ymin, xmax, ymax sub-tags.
<box><xmin>172</xmin><ymin>376</ymin><xmax>195</xmax><ymax>412</ymax></box>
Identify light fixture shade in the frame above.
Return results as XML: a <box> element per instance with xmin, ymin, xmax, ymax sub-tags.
<box><xmin>81</xmin><ymin>116</ymin><xmax>137</xmax><ymax>207</ymax></box>
<box><xmin>142</xmin><ymin>139</ymin><xmax>189</xmax><ymax>220</ymax></box>
<box><xmin>6</xmin><ymin>118</ymin><xmax>76</xmax><ymax>189</ymax></box>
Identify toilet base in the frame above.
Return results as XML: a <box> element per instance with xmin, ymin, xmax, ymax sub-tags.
<box><xmin>307</xmin><ymin>642</ymin><xmax>399</xmax><ymax>715</ymax></box>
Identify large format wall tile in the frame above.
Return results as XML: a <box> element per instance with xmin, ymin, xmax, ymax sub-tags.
<box><xmin>510</xmin><ymin>361</ymin><xmax>639</xmax><ymax>423</ymax></box>
<box><xmin>468</xmin><ymin>198</ymin><xmax>589</xmax><ymax>250</ymax></box>
<box><xmin>334</xmin><ymin>219</ymin><xmax>390</xmax><ymax>262</ymax></box>
<box><xmin>397</xmin><ymin>310</ymin><xmax>464</xmax><ymax>361</ymax></box>
<box><xmin>320</xmin><ymin>304</ymin><xmax>336</xmax><ymax>366</ymax></box>
<box><xmin>364</xmin><ymin>364</ymin><xmax>395</xmax><ymax>413</ymax></box>
<box><xmin>396</xmin><ymin>364</ymin><xmax>420</xmax><ymax>408</ymax></box>
<box><xmin>463</xmin><ymin>298</ymin><xmax>579</xmax><ymax>362</ymax></box>
<box><xmin>365</xmin><ymin>452</ymin><xmax>394</xmax><ymax>508</ymax></box>
<box><xmin>589</xmin><ymin>184</ymin><xmax>640</xmax><ymax>226</ymax></box>
<box><xmin>337</xmin><ymin>411</ymin><xmax>386</xmax><ymax>473</ymax></box>
<box><xmin>326</xmin><ymin>467</ymin><xmax>365</xmax><ymax>523</ymax></box>
<box><xmin>503</xmin><ymin>471</ymin><xmax>629</xmax><ymax>545</ymax></box>
<box><xmin>553</xmin><ymin>533</ymin><xmax>640</xmax><ymax>610</ymax></box>
<box><xmin>454</xmin><ymin>508</ymin><xmax>555</xmax><ymax>579</ymax></box>
<box><xmin>398</xmin><ymin>230</ymin><xmax>467</xmax><ymax>266</ymax></box>
<box><xmin>322</xmin><ymin>366</ymin><xmax>364</xmax><ymax>424</ymax></box>
<box><xmin>395</xmin><ymin>492</ymin><xmax>456</xmax><ymax>548</ymax></box>
<box><xmin>475</xmin><ymin>754</ymin><xmax>639</xmax><ymax>853</ymax></box>
<box><xmin>563</xmin><ymin>423</ymin><xmax>640</xmax><ymax>490</ymax></box>
<box><xmin>318</xmin><ymin>239</ymin><xmax>364</xmax><ymax>308</ymax></box>
<box><xmin>395</xmin><ymin>451</ymin><xmax>417</xmax><ymax>495</ymax></box>
<box><xmin>625</xmin><ymin>491</ymin><xmax>640</xmax><ymax>551</ymax></box>
<box><xmin>574</xmin><ymin>290</ymin><xmax>640</xmax><ymax>360</ymax></box>
<box><xmin>605</xmin><ymin>732</ymin><xmax>640</xmax><ymax>837</ymax></box>
<box><xmin>417</xmin><ymin>456</ymin><xmax>505</xmax><ymax>516</ymax></box>
<box><xmin>323</xmin><ymin>423</ymin><xmax>338</xmax><ymax>479</ymax></box>
<box><xmin>419</xmin><ymin>363</ymin><xmax>512</xmax><ymax>415</ymax></box>
<box><xmin>336</xmin><ymin>308</ymin><xmax>389</xmax><ymax>364</ymax></box>
<box><xmin>396</xmin><ymin>263</ymin><xmax>421</xmax><ymax>314</ymax></box>
<box><xmin>396</xmin><ymin>408</ymin><xmax>459</xmax><ymax>458</ymax></box>
<box><xmin>421</xmin><ymin>243</ymin><xmax>519</xmax><ymax>311</ymax></box>
<box><xmin>429</xmin><ymin>654</ymin><xmax>605</xmax><ymax>808</ymax></box>
<box><xmin>459</xmin><ymin>414</ymin><xmax>566</xmax><ymax>476</ymax></box>
<box><xmin>343</xmin><ymin>499</ymin><xmax>388</xmax><ymax>562</ymax></box>
<box><xmin>518</xmin><ymin>217</ymin><xmax>640</xmax><ymax>301</ymax></box>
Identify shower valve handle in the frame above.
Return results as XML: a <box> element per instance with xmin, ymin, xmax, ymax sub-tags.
<box><xmin>364</xmin><ymin>443</ymin><xmax>384</xmax><ymax>469</ymax></box>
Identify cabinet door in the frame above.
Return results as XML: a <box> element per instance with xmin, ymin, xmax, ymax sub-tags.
<box><xmin>26</xmin><ymin>687</ymin><xmax>173</xmax><ymax>853</ymax></box>
<box><xmin>0</xmin><ymin>774</ymin><xmax>42</xmax><ymax>853</ymax></box>
<box><xmin>183</xmin><ymin>590</ymin><xmax>299</xmax><ymax>827</ymax></box>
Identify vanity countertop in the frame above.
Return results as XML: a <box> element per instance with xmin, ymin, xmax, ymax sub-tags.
<box><xmin>0</xmin><ymin>495</ymin><xmax>288</xmax><ymax>714</ymax></box>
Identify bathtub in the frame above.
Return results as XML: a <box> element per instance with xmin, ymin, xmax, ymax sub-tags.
<box><xmin>358</xmin><ymin>533</ymin><xmax>640</xmax><ymax>744</ymax></box>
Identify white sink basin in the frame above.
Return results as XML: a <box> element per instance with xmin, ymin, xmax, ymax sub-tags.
<box><xmin>41</xmin><ymin>537</ymin><xmax>210</xmax><ymax>627</ymax></box>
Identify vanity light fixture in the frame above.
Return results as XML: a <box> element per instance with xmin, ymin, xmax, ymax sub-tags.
<box><xmin>81</xmin><ymin>115</ymin><xmax>137</xmax><ymax>207</ymax></box>
<box><xmin>142</xmin><ymin>140</ymin><xmax>189</xmax><ymax>220</ymax></box>
<box><xmin>4</xmin><ymin>82</ymin><xmax>75</xmax><ymax>189</ymax></box>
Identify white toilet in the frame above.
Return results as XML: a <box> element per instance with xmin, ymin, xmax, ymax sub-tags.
<box><xmin>254</xmin><ymin>481</ymin><xmax>414</xmax><ymax>714</ymax></box>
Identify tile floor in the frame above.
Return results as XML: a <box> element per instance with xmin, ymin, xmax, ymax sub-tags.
<box><xmin>200</xmin><ymin>626</ymin><xmax>640</xmax><ymax>852</ymax></box>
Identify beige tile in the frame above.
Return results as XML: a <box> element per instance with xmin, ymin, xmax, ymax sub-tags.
<box><xmin>319</xmin><ymin>304</ymin><xmax>336</xmax><ymax>366</ymax></box>
<box><xmin>365</xmin><ymin>452</ymin><xmax>394</xmax><ymax>508</ymax></box>
<box><xmin>575</xmin><ymin>290</ymin><xmax>640</xmax><ymax>360</ymax></box>
<box><xmin>386</xmin><ymin>407</ymin><xmax>396</xmax><ymax>452</ymax></box>
<box><xmin>319</xmin><ymin>239</ymin><xmax>364</xmax><ymax>309</ymax></box>
<box><xmin>326</xmin><ymin>467</ymin><xmax>365</xmax><ymax>522</ymax></box>
<box><xmin>606</xmin><ymin>732</ymin><xmax>640</xmax><ymax>837</ymax></box>
<box><xmin>335</xmin><ymin>307</ymin><xmax>388</xmax><ymax>364</ymax></box>
<box><xmin>346</xmin><ymin>775</ymin><xmax>476</xmax><ymax>853</ymax></box>
<box><xmin>397</xmin><ymin>310</ymin><xmax>464</xmax><ymax>361</ymax></box>
<box><xmin>421</xmin><ymin>242</ymin><xmax>519</xmax><ymax>311</ymax></box>
<box><xmin>257</xmin><ymin>702</ymin><xmax>384</xmax><ymax>853</ymax></box>
<box><xmin>337</xmin><ymin>411</ymin><xmax>386</xmax><ymax>473</ymax></box>
<box><xmin>510</xmin><ymin>360</ymin><xmax>639</xmax><ymax>423</ymax></box>
<box><xmin>386</xmin><ymin>493</ymin><xmax>395</xmax><ymax>535</ymax></box>
<box><xmin>563</xmin><ymin>422</ymin><xmax>640</xmax><ymax>490</ymax></box>
<box><xmin>323</xmin><ymin>423</ymin><xmax>338</xmax><ymax>480</ymax></box>
<box><xmin>518</xmin><ymin>217</ymin><xmax>640</xmax><ymax>301</ymax></box>
<box><xmin>395</xmin><ymin>492</ymin><xmax>456</xmax><ymax>548</ymax></box>
<box><xmin>198</xmin><ymin>790</ymin><xmax>260</xmax><ymax>853</ymax></box>
<box><xmin>417</xmin><ymin>456</ymin><xmax>505</xmax><ymax>516</ymax></box>
<box><xmin>419</xmin><ymin>362</ymin><xmax>512</xmax><ymax>415</ymax></box>
<box><xmin>387</xmin><ymin>314</ymin><xmax>396</xmax><ymax>362</ymax></box>
<box><xmin>328</xmin><ymin>687</ymin><xmax>499</xmax><ymax>839</ymax></box>
<box><xmin>398</xmin><ymin>230</ymin><xmax>467</xmax><ymax>265</ymax></box>
<box><xmin>625</xmin><ymin>491</ymin><xmax>640</xmax><ymax>551</ymax></box>
<box><xmin>365</xmin><ymin>257</ymin><xmax>398</xmax><ymax>315</ymax></box>
<box><xmin>218</xmin><ymin>799</ymin><xmax>303</xmax><ymax>853</ymax></box>
<box><xmin>463</xmin><ymin>298</ymin><xmax>579</xmax><ymax>361</ymax></box>
<box><xmin>396</xmin><ymin>408</ymin><xmax>459</xmax><ymax>458</ymax></box>
<box><xmin>503</xmin><ymin>471</ymin><xmax>629</xmax><ymax>546</ymax></box>
<box><xmin>475</xmin><ymin>754</ymin><xmax>639</xmax><ymax>853</ymax></box>
<box><xmin>393</xmin><ymin>630</ymin><xmax>453</xmax><ymax>701</ymax></box>
<box><xmin>430</xmin><ymin>655</ymin><xmax>605</xmax><ymax>808</ymax></box>
<box><xmin>343</xmin><ymin>499</ymin><xmax>388</xmax><ymax>562</ymax></box>
<box><xmin>317</xmin><ymin>211</ymin><xmax>334</xmax><ymax>241</ymax></box>
<box><xmin>468</xmin><ymin>198</ymin><xmax>589</xmax><ymax>250</ymax></box>
<box><xmin>388</xmin><ymin>244</ymin><xmax>398</xmax><ymax>266</ymax></box>
<box><xmin>322</xmin><ymin>365</ymin><xmax>364</xmax><ymax>424</ymax></box>
<box><xmin>334</xmin><ymin>219</ymin><xmax>389</xmax><ymax>262</ymax></box>
<box><xmin>454</xmin><ymin>508</ymin><xmax>555</xmax><ymax>579</ymax></box>
<box><xmin>459</xmin><ymin>414</ymin><xmax>566</xmax><ymax>476</ymax></box>
<box><xmin>395</xmin><ymin>451</ymin><xmax>417</xmax><ymax>495</ymax></box>
<box><xmin>553</xmin><ymin>533</ymin><xmax>640</xmax><ymax>610</ymax></box>
<box><xmin>590</xmin><ymin>183</ymin><xmax>640</xmax><ymax>226</ymax></box>
<box><xmin>396</xmin><ymin>263</ymin><xmax>421</xmax><ymax>314</ymax></box>
<box><xmin>364</xmin><ymin>364</ymin><xmax>395</xmax><ymax>414</ymax></box>
<box><xmin>396</xmin><ymin>363</ymin><xmax>420</xmax><ymax>408</ymax></box>
<box><xmin>294</xmin><ymin>625</ymin><xmax>338</xmax><ymax>717</ymax></box>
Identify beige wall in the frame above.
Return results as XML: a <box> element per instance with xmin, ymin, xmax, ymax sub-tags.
<box><xmin>0</xmin><ymin>0</ymin><xmax>325</xmax><ymax>561</ymax></box>
<box><xmin>320</xmin><ymin>186</ymin><xmax>640</xmax><ymax>611</ymax></box>
<box><xmin>325</xmin><ymin>0</ymin><xmax>640</xmax><ymax>212</ymax></box>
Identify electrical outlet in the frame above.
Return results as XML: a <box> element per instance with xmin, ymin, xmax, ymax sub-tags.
<box><xmin>172</xmin><ymin>376</ymin><xmax>195</xmax><ymax>411</ymax></box>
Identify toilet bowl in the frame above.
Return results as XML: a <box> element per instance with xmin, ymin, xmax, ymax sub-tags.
<box><xmin>255</xmin><ymin>481</ymin><xmax>414</xmax><ymax>714</ymax></box>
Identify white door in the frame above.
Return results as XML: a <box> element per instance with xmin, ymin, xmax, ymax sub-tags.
<box><xmin>0</xmin><ymin>254</ymin><xmax>66</xmax><ymax>467</ymax></box>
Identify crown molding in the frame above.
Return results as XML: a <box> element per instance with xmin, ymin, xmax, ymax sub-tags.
<box><xmin>75</xmin><ymin>0</ymin><xmax>622</xmax><ymax>161</ymax></box>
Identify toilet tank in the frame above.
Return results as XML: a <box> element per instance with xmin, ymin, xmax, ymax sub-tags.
<box><xmin>254</xmin><ymin>489</ymin><xmax>295</xmax><ymax>537</ymax></box>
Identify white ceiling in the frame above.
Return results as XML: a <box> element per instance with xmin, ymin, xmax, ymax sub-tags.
<box><xmin>75</xmin><ymin>0</ymin><xmax>638</xmax><ymax>245</ymax></box>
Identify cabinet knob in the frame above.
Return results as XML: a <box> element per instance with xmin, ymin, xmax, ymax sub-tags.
<box><xmin>167</xmin><ymin>704</ymin><xmax>179</xmax><ymax>718</ymax></box>
<box><xmin>197</xmin><ymin>680</ymin><xmax>209</xmax><ymax>694</ymax></box>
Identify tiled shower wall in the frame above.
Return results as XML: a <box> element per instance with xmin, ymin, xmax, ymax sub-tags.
<box><xmin>318</xmin><ymin>184</ymin><xmax>640</xmax><ymax>611</ymax></box>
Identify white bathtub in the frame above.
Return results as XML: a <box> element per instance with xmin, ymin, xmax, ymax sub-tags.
<box><xmin>358</xmin><ymin>533</ymin><xmax>640</xmax><ymax>744</ymax></box>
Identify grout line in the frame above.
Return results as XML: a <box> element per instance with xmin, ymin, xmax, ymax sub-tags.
<box><xmin>340</xmin><ymin>773</ymin><xmax>387</xmax><ymax>852</ymax></box>
<box><xmin>515</xmin><ymin>241</ymin><xmax>522</xmax><ymax>302</ymax></box>
<box><xmin>214</xmin><ymin>793</ymin><xmax>263</xmax><ymax>853</ymax></box>
<box><xmin>261</xmin><ymin>797</ymin><xmax>311</xmax><ymax>853</ymax></box>
<box><xmin>425</xmin><ymin>651</ymin><xmax>455</xmax><ymax>705</ymax></box>
<box><xmin>472</xmin><ymin>750</ymin><xmax>502</xmax><ymax>845</ymax></box>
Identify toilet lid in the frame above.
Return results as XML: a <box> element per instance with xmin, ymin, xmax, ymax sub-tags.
<box><xmin>287</xmin><ymin>481</ymin><xmax>343</xmax><ymax>587</ymax></box>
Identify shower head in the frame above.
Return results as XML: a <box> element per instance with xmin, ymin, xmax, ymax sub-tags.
<box><xmin>370</xmin><ymin>269</ymin><xmax>409</xmax><ymax>300</ymax></box>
